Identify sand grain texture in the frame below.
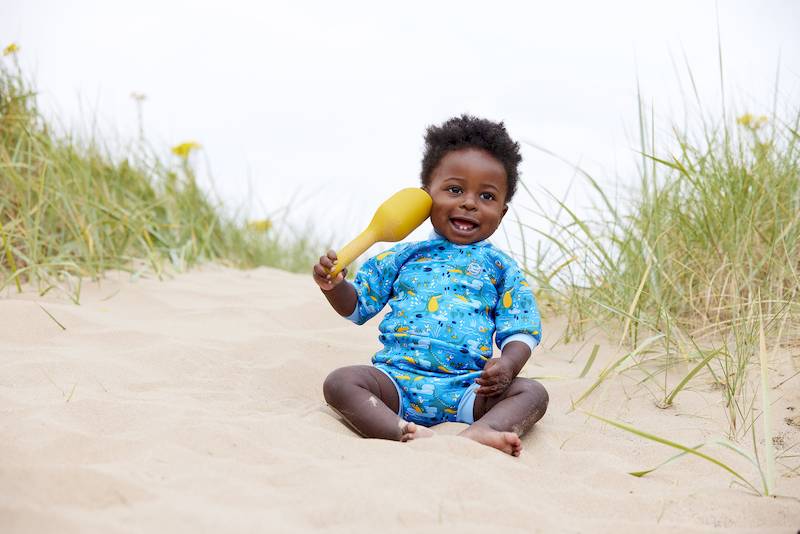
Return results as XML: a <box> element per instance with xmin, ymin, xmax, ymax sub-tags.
<box><xmin>1</xmin><ymin>266</ymin><xmax>798</xmax><ymax>533</ymax></box>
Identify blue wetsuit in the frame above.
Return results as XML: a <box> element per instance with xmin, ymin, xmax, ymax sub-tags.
<box><xmin>347</xmin><ymin>233</ymin><xmax>541</xmax><ymax>426</ymax></box>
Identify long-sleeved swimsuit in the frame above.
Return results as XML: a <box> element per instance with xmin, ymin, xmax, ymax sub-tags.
<box><xmin>348</xmin><ymin>235</ymin><xmax>542</xmax><ymax>426</ymax></box>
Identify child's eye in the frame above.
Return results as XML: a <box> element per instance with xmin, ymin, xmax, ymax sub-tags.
<box><xmin>446</xmin><ymin>185</ymin><xmax>462</xmax><ymax>194</ymax></box>
<box><xmin>480</xmin><ymin>192</ymin><xmax>495</xmax><ymax>201</ymax></box>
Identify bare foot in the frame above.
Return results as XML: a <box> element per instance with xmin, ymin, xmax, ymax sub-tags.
<box><xmin>459</xmin><ymin>424</ymin><xmax>522</xmax><ymax>456</ymax></box>
<box><xmin>399</xmin><ymin>421</ymin><xmax>434</xmax><ymax>442</ymax></box>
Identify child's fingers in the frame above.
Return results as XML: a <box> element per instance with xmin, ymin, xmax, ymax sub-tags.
<box><xmin>313</xmin><ymin>263</ymin><xmax>329</xmax><ymax>278</ymax></box>
<box><xmin>319</xmin><ymin>255</ymin><xmax>335</xmax><ymax>270</ymax></box>
<box><xmin>313</xmin><ymin>262</ymin><xmax>347</xmax><ymax>291</ymax></box>
<box><xmin>476</xmin><ymin>384</ymin><xmax>503</xmax><ymax>397</ymax></box>
<box><xmin>477</xmin><ymin>377</ymin><xmax>512</xmax><ymax>396</ymax></box>
<box><xmin>313</xmin><ymin>265</ymin><xmax>337</xmax><ymax>286</ymax></box>
<box><xmin>480</xmin><ymin>365</ymin><xmax>500</xmax><ymax>380</ymax></box>
<box><xmin>326</xmin><ymin>249</ymin><xmax>339</xmax><ymax>262</ymax></box>
<box><xmin>328</xmin><ymin>267</ymin><xmax>347</xmax><ymax>284</ymax></box>
<box><xmin>475</xmin><ymin>375</ymin><xmax>498</xmax><ymax>387</ymax></box>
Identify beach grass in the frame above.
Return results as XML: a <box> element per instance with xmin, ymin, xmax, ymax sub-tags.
<box><xmin>0</xmin><ymin>53</ymin><xmax>319</xmax><ymax>302</ymax></box>
<box><xmin>518</xmin><ymin>80</ymin><xmax>799</xmax><ymax>487</ymax></box>
<box><xmin>522</xmin><ymin>89</ymin><xmax>799</xmax><ymax>430</ymax></box>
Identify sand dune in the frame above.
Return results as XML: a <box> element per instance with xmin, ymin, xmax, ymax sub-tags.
<box><xmin>1</xmin><ymin>265</ymin><xmax>798</xmax><ymax>533</ymax></box>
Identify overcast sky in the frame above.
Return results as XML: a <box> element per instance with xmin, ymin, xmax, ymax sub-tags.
<box><xmin>2</xmin><ymin>1</ymin><xmax>799</xmax><ymax>256</ymax></box>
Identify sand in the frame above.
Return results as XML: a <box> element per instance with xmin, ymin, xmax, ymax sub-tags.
<box><xmin>1</xmin><ymin>265</ymin><xmax>798</xmax><ymax>533</ymax></box>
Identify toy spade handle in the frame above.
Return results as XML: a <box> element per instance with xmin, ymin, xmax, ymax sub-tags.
<box><xmin>328</xmin><ymin>188</ymin><xmax>432</xmax><ymax>277</ymax></box>
<box><xmin>329</xmin><ymin>227</ymin><xmax>378</xmax><ymax>277</ymax></box>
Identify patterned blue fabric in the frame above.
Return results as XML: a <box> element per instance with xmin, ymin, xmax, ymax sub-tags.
<box><xmin>349</xmin><ymin>235</ymin><xmax>542</xmax><ymax>425</ymax></box>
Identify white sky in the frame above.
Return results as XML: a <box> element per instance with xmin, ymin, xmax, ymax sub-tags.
<box><xmin>2</xmin><ymin>1</ymin><xmax>799</xmax><ymax>258</ymax></box>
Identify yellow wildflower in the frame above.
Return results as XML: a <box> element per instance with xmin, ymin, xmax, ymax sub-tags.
<box><xmin>247</xmin><ymin>219</ymin><xmax>272</xmax><ymax>233</ymax></box>
<box><xmin>736</xmin><ymin>113</ymin><xmax>753</xmax><ymax>127</ymax></box>
<box><xmin>736</xmin><ymin>113</ymin><xmax>768</xmax><ymax>130</ymax></box>
<box><xmin>3</xmin><ymin>43</ymin><xmax>19</xmax><ymax>56</ymax></box>
<box><xmin>171</xmin><ymin>141</ymin><xmax>201</xmax><ymax>159</ymax></box>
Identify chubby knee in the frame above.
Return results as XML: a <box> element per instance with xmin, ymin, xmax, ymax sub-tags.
<box><xmin>515</xmin><ymin>378</ymin><xmax>549</xmax><ymax>412</ymax></box>
<box><xmin>323</xmin><ymin>368</ymin><xmax>349</xmax><ymax>406</ymax></box>
<box><xmin>323</xmin><ymin>366</ymin><xmax>367</xmax><ymax>407</ymax></box>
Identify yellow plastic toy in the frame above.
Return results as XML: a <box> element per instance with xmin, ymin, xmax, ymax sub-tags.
<box><xmin>329</xmin><ymin>188</ymin><xmax>432</xmax><ymax>277</ymax></box>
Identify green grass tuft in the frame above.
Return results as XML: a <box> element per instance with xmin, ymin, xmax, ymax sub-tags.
<box><xmin>522</xmin><ymin>89</ymin><xmax>799</xmax><ymax>436</ymax></box>
<box><xmin>0</xmin><ymin>58</ymin><xmax>319</xmax><ymax>300</ymax></box>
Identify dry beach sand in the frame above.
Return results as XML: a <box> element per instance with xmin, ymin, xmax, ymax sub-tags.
<box><xmin>1</xmin><ymin>265</ymin><xmax>799</xmax><ymax>533</ymax></box>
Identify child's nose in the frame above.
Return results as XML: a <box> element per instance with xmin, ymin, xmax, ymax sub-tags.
<box><xmin>461</xmin><ymin>194</ymin><xmax>477</xmax><ymax>210</ymax></box>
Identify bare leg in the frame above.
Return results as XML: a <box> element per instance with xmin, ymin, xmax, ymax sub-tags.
<box><xmin>323</xmin><ymin>365</ymin><xmax>433</xmax><ymax>441</ymax></box>
<box><xmin>459</xmin><ymin>378</ymin><xmax>548</xmax><ymax>456</ymax></box>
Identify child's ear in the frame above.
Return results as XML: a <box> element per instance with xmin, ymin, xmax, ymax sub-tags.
<box><xmin>501</xmin><ymin>204</ymin><xmax>509</xmax><ymax>219</ymax></box>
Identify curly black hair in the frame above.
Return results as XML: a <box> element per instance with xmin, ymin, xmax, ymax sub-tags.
<box><xmin>420</xmin><ymin>114</ymin><xmax>522</xmax><ymax>202</ymax></box>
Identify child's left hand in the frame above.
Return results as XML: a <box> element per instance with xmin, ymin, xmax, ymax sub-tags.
<box><xmin>475</xmin><ymin>358</ymin><xmax>516</xmax><ymax>397</ymax></box>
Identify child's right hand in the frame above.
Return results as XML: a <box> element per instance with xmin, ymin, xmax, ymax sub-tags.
<box><xmin>313</xmin><ymin>249</ymin><xmax>348</xmax><ymax>291</ymax></box>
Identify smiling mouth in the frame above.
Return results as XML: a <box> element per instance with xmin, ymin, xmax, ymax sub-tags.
<box><xmin>450</xmin><ymin>218</ymin><xmax>479</xmax><ymax>233</ymax></box>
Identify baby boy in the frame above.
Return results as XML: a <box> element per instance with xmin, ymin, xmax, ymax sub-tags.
<box><xmin>313</xmin><ymin>115</ymin><xmax>548</xmax><ymax>456</ymax></box>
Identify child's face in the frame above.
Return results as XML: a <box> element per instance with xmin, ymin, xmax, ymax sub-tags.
<box><xmin>424</xmin><ymin>148</ymin><xmax>509</xmax><ymax>245</ymax></box>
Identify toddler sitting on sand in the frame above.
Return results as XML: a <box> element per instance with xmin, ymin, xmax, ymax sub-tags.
<box><xmin>313</xmin><ymin>115</ymin><xmax>548</xmax><ymax>456</ymax></box>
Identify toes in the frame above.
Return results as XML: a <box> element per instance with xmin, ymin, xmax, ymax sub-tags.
<box><xmin>504</xmin><ymin>432</ymin><xmax>522</xmax><ymax>456</ymax></box>
<box><xmin>399</xmin><ymin>421</ymin><xmax>435</xmax><ymax>442</ymax></box>
<box><xmin>399</xmin><ymin>422</ymin><xmax>416</xmax><ymax>442</ymax></box>
<box><xmin>404</xmin><ymin>422</ymin><xmax>417</xmax><ymax>439</ymax></box>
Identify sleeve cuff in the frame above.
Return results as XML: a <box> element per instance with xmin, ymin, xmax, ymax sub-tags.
<box><xmin>499</xmin><ymin>333</ymin><xmax>539</xmax><ymax>352</ymax></box>
<box><xmin>345</xmin><ymin>305</ymin><xmax>362</xmax><ymax>324</ymax></box>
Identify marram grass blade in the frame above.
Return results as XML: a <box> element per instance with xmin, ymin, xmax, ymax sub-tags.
<box><xmin>0</xmin><ymin>220</ymin><xmax>22</xmax><ymax>292</ymax></box>
<box><xmin>619</xmin><ymin>258</ymin><xmax>652</xmax><ymax>348</ymax></box>
<box><xmin>758</xmin><ymin>318</ymin><xmax>775</xmax><ymax>495</ymax></box>
<box><xmin>630</xmin><ymin>443</ymin><xmax>705</xmax><ymax>477</ymax></box>
<box><xmin>578</xmin><ymin>344</ymin><xmax>600</xmax><ymax>378</ymax></box>
<box><xmin>664</xmin><ymin>348</ymin><xmax>720</xmax><ymax>406</ymax></box>
<box><xmin>37</xmin><ymin>304</ymin><xmax>66</xmax><ymax>330</ymax></box>
<box><xmin>571</xmin><ymin>334</ymin><xmax>664</xmax><ymax>410</ymax></box>
<box><xmin>584</xmin><ymin>411</ymin><xmax>761</xmax><ymax>494</ymax></box>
